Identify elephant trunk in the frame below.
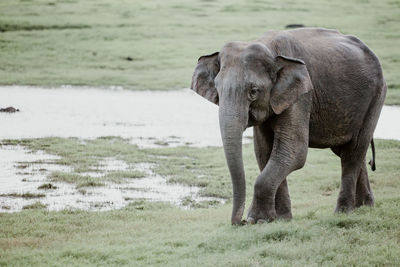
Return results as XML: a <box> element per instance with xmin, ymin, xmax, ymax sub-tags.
<box><xmin>219</xmin><ymin>104</ymin><xmax>248</xmax><ymax>225</ymax></box>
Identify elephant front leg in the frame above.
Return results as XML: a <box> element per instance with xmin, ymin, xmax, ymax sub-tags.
<box><xmin>247</xmin><ymin>160</ymin><xmax>292</xmax><ymax>223</ymax></box>
<box><xmin>247</xmin><ymin>146</ymin><xmax>307</xmax><ymax>224</ymax></box>
<box><xmin>247</xmin><ymin>100</ymin><xmax>310</xmax><ymax>224</ymax></box>
<box><xmin>247</xmin><ymin>179</ymin><xmax>293</xmax><ymax>223</ymax></box>
<box><xmin>252</xmin><ymin>125</ymin><xmax>292</xmax><ymax>221</ymax></box>
<box><xmin>275</xmin><ymin>179</ymin><xmax>292</xmax><ymax>220</ymax></box>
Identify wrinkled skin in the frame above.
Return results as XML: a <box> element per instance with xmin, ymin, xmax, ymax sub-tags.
<box><xmin>191</xmin><ymin>28</ymin><xmax>386</xmax><ymax>225</ymax></box>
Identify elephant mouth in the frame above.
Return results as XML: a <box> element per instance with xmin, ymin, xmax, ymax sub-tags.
<box><xmin>247</xmin><ymin>111</ymin><xmax>258</xmax><ymax>128</ymax></box>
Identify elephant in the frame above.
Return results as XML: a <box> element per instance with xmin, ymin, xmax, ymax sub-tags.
<box><xmin>190</xmin><ymin>27</ymin><xmax>386</xmax><ymax>225</ymax></box>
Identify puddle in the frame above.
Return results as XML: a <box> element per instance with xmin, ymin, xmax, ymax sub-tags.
<box><xmin>80</xmin><ymin>158</ymin><xmax>130</xmax><ymax>177</ymax></box>
<box><xmin>118</xmin><ymin>163</ymin><xmax>222</xmax><ymax>205</ymax></box>
<box><xmin>0</xmin><ymin>146</ymin><xmax>224</xmax><ymax>213</ymax></box>
<box><xmin>0</xmin><ymin>145</ymin><xmax>71</xmax><ymax>194</ymax></box>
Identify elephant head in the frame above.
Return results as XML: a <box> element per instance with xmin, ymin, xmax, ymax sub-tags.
<box><xmin>191</xmin><ymin>42</ymin><xmax>312</xmax><ymax>224</ymax></box>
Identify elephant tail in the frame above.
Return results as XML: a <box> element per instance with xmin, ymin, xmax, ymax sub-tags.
<box><xmin>368</xmin><ymin>139</ymin><xmax>376</xmax><ymax>171</ymax></box>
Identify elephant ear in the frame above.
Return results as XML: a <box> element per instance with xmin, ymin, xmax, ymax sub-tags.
<box><xmin>190</xmin><ymin>52</ymin><xmax>220</xmax><ymax>105</ymax></box>
<box><xmin>270</xmin><ymin>55</ymin><xmax>313</xmax><ymax>114</ymax></box>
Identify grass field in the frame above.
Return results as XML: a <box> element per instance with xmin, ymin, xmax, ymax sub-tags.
<box><xmin>1</xmin><ymin>138</ymin><xmax>400</xmax><ymax>266</ymax></box>
<box><xmin>0</xmin><ymin>0</ymin><xmax>399</xmax><ymax>104</ymax></box>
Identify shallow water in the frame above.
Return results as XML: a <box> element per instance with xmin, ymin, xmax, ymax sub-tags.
<box><xmin>0</xmin><ymin>86</ymin><xmax>252</xmax><ymax>147</ymax></box>
<box><xmin>374</xmin><ymin>105</ymin><xmax>400</xmax><ymax>140</ymax></box>
<box><xmin>0</xmin><ymin>145</ymin><xmax>71</xmax><ymax>195</ymax></box>
<box><xmin>0</xmin><ymin>147</ymin><xmax>223</xmax><ymax>212</ymax></box>
<box><xmin>1</xmin><ymin>86</ymin><xmax>398</xmax><ymax>147</ymax></box>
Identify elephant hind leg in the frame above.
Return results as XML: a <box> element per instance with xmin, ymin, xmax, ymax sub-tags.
<box><xmin>330</xmin><ymin>147</ymin><xmax>374</xmax><ymax>211</ymax></box>
<box><xmin>355</xmin><ymin>162</ymin><xmax>374</xmax><ymax>207</ymax></box>
<box><xmin>333</xmin><ymin>83</ymin><xmax>384</xmax><ymax>212</ymax></box>
<box><xmin>335</xmin><ymin>150</ymin><xmax>363</xmax><ymax>212</ymax></box>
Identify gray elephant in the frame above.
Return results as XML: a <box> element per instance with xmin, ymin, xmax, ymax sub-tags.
<box><xmin>190</xmin><ymin>27</ymin><xmax>386</xmax><ymax>225</ymax></box>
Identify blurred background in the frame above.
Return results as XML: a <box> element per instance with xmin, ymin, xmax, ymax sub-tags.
<box><xmin>0</xmin><ymin>0</ymin><xmax>399</xmax><ymax>103</ymax></box>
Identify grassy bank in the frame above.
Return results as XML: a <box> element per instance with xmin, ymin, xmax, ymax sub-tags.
<box><xmin>0</xmin><ymin>0</ymin><xmax>399</xmax><ymax>104</ymax></box>
<box><xmin>1</xmin><ymin>138</ymin><xmax>400</xmax><ymax>266</ymax></box>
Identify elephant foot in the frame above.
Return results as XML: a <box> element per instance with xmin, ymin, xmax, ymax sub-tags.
<box><xmin>247</xmin><ymin>198</ymin><xmax>277</xmax><ymax>224</ymax></box>
<box><xmin>334</xmin><ymin>196</ymin><xmax>355</xmax><ymax>213</ymax></box>
<box><xmin>276</xmin><ymin>210</ymin><xmax>292</xmax><ymax>220</ymax></box>
<box><xmin>335</xmin><ymin>205</ymin><xmax>354</xmax><ymax>213</ymax></box>
<box><xmin>275</xmin><ymin>197</ymin><xmax>292</xmax><ymax>220</ymax></box>
<box><xmin>355</xmin><ymin>191</ymin><xmax>374</xmax><ymax>207</ymax></box>
<box><xmin>355</xmin><ymin>170</ymin><xmax>374</xmax><ymax>208</ymax></box>
<box><xmin>335</xmin><ymin>191</ymin><xmax>374</xmax><ymax>213</ymax></box>
<box><xmin>247</xmin><ymin>209</ymin><xmax>291</xmax><ymax>224</ymax></box>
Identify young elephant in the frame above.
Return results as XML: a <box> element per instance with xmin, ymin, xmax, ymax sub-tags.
<box><xmin>191</xmin><ymin>28</ymin><xmax>386</xmax><ymax>225</ymax></box>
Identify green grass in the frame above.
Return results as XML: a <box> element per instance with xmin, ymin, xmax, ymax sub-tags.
<box><xmin>0</xmin><ymin>193</ymin><xmax>45</xmax><ymax>199</ymax></box>
<box><xmin>49</xmin><ymin>172</ymin><xmax>105</xmax><ymax>189</ymax></box>
<box><xmin>103</xmin><ymin>171</ymin><xmax>147</xmax><ymax>182</ymax></box>
<box><xmin>21</xmin><ymin>202</ymin><xmax>47</xmax><ymax>210</ymax></box>
<box><xmin>37</xmin><ymin>183</ymin><xmax>58</xmax><ymax>190</ymax></box>
<box><xmin>0</xmin><ymin>138</ymin><xmax>400</xmax><ymax>265</ymax></box>
<box><xmin>0</xmin><ymin>0</ymin><xmax>399</xmax><ymax>104</ymax></box>
<box><xmin>2</xmin><ymin>201</ymin><xmax>400</xmax><ymax>266</ymax></box>
<box><xmin>49</xmin><ymin>169</ymin><xmax>146</xmax><ymax>188</ymax></box>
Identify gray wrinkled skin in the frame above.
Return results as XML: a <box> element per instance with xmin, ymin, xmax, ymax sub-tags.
<box><xmin>191</xmin><ymin>28</ymin><xmax>386</xmax><ymax>225</ymax></box>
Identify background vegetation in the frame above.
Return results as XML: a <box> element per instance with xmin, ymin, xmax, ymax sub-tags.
<box><xmin>0</xmin><ymin>0</ymin><xmax>399</xmax><ymax>103</ymax></box>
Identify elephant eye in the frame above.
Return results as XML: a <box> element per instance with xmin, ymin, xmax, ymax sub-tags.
<box><xmin>249</xmin><ymin>87</ymin><xmax>259</xmax><ymax>100</ymax></box>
